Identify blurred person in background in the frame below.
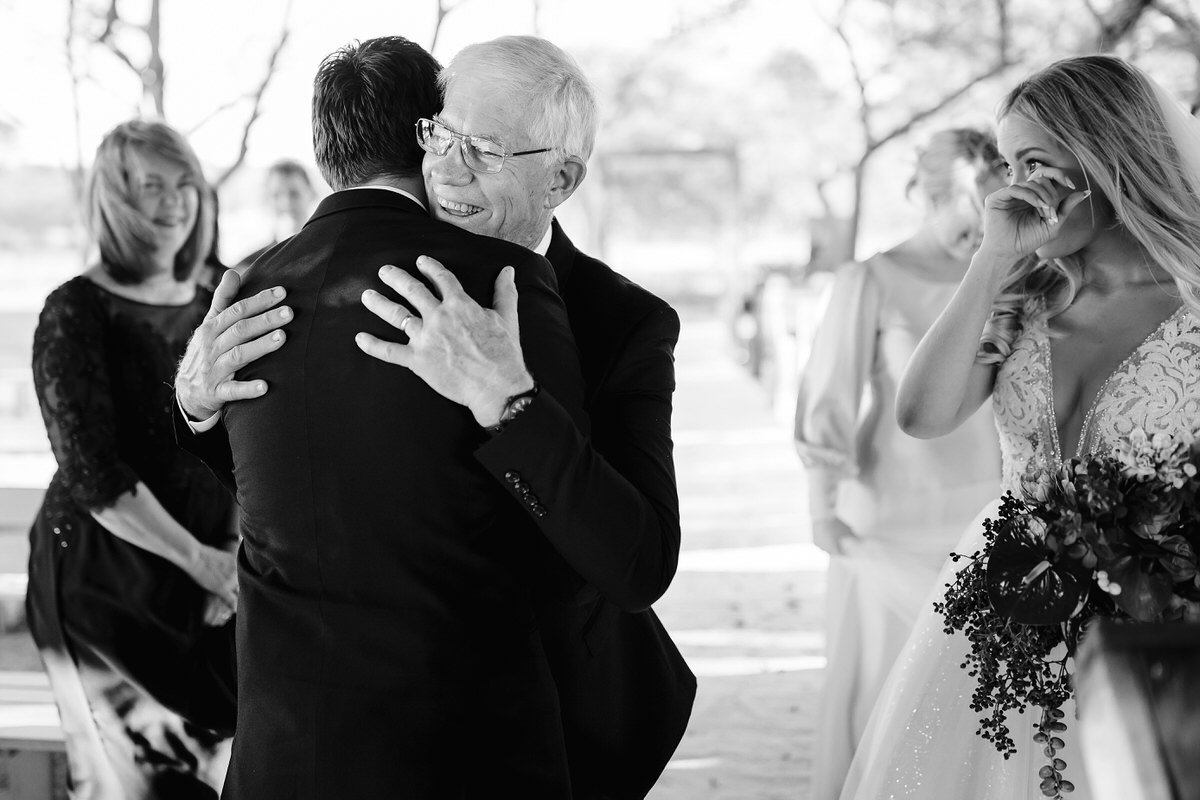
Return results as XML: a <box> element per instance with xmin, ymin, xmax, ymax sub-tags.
<box><xmin>27</xmin><ymin>119</ymin><xmax>238</xmax><ymax>799</ymax></box>
<box><xmin>793</xmin><ymin>127</ymin><xmax>1006</xmax><ymax>799</ymax></box>
<box><xmin>234</xmin><ymin>158</ymin><xmax>318</xmax><ymax>269</ymax></box>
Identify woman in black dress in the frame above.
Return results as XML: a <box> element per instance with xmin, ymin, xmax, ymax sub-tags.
<box><xmin>27</xmin><ymin>119</ymin><xmax>238</xmax><ymax>799</ymax></box>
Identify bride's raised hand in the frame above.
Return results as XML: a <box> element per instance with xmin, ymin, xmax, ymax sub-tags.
<box><xmin>978</xmin><ymin>166</ymin><xmax>1091</xmax><ymax>262</ymax></box>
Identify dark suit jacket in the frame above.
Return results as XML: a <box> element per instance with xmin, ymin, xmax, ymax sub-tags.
<box><xmin>475</xmin><ymin>221</ymin><xmax>695</xmax><ymax>799</ymax></box>
<box><xmin>213</xmin><ymin>189</ymin><xmax>587</xmax><ymax>799</ymax></box>
<box><xmin>175</xmin><ymin>217</ymin><xmax>693</xmax><ymax>799</ymax></box>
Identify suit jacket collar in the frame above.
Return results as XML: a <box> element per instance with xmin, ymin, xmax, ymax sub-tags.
<box><xmin>546</xmin><ymin>218</ymin><xmax>578</xmax><ymax>292</ymax></box>
<box><xmin>306</xmin><ymin>188</ymin><xmax>427</xmax><ymax>227</ymax></box>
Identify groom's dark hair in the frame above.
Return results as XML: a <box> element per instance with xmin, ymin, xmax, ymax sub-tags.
<box><xmin>312</xmin><ymin>36</ymin><xmax>441</xmax><ymax>190</ymax></box>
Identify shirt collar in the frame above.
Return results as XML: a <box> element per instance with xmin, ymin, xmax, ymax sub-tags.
<box><xmin>341</xmin><ymin>186</ymin><xmax>548</xmax><ymax>253</ymax></box>
<box><xmin>345</xmin><ymin>184</ymin><xmax>428</xmax><ymax>212</ymax></box>
<box><xmin>532</xmin><ymin>223</ymin><xmax>553</xmax><ymax>256</ymax></box>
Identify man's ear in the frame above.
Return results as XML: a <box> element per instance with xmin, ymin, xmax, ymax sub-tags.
<box><xmin>545</xmin><ymin>157</ymin><xmax>587</xmax><ymax>210</ymax></box>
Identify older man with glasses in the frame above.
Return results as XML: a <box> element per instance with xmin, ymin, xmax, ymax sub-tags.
<box><xmin>362</xmin><ymin>38</ymin><xmax>696</xmax><ymax>798</ymax></box>
<box><xmin>175</xmin><ymin>35</ymin><xmax>694</xmax><ymax>800</ymax></box>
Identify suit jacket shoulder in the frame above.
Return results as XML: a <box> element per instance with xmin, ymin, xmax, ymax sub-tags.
<box><xmin>547</xmin><ymin>222</ymin><xmax>680</xmax><ymax>401</ymax></box>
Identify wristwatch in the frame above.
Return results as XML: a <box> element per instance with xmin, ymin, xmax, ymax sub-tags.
<box><xmin>486</xmin><ymin>383</ymin><xmax>539</xmax><ymax>435</ymax></box>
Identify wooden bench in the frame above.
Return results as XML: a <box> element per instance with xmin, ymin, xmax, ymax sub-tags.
<box><xmin>0</xmin><ymin>671</ymin><xmax>67</xmax><ymax>800</ymax></box>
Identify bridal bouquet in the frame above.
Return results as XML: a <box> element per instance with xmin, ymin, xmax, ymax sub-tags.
<box><xmin>935</xmin><ymin>429</ymin><xmax>1200</xmax><ymax>798</ymax></box>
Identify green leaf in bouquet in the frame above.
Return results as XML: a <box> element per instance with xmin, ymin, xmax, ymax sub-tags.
<box><xmin>1173</xmin><ymin>519</ymin><xmax>1200</xmax><ymax>555</ymax></box>
<box><xmin>986</xmin><ymin>521</ymin><xmax>1092</xmax><ymax>625</ymax></box>
<box><xmin>1155</xmin><ymin>534</ymin><xmax>1198</xmax><ymax>583</ymax></box>
<box><xmin>1104</xmin><ymin>554</ymin><xmax>1175</xmax><ymax>621</ymax></box>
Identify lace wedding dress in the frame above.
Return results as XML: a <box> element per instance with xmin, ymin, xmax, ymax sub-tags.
<box><xmin>839</xmin><ymin>304</ymin><xmax>1200</xmax><ymax>799</ymax></box>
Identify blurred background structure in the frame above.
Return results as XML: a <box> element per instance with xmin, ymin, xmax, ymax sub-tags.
<box><xmin>4</xmin><ymin>0</ymin><xmax>1200</xmax><ymax>797</ymax></box>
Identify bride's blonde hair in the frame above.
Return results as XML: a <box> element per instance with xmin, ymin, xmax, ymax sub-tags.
<box><xmin>978</xmin><ymin>55</ymin><xmax>1200</xmax><ymax>363</ymax></box>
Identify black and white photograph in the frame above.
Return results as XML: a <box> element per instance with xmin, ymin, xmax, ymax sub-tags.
<box><xmin>1</xmin><ymin>1</ymin><xmax>1199</xmax><ymax>798</ymax></box>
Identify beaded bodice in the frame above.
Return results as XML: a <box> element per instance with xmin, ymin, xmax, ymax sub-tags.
<box><xmin>993</xmin><ymin>306</ymin><xmax>1200</xmax><ymax>493</ymax></box>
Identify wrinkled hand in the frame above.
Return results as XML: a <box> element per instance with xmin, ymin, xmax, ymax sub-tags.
<box><xmin>356</xmin><ymin>256</ymin><xmax>534</xmax><ymax>428</ymax></box>
<box><xmin>175</xmin><ymin>269</ymin><xmax>292</xmax><ymax>421</ymax></box>
<box><xmin>187</xmin><ymin>545</ymin><xmax>238</xmax><ymax>608</ymax></box>
<box><xmin>811</xmin><ymin>518</ymin><xmax>858</xmax><ymax>556</ymax></box>
<box><xmin>201</xmin><ymin>592</ymin><xmax>236</xmax><ymax>627</ymax></box>
<box><xmin>978</xmin><ymin>166</ymin><xmax>1092</xmax><ymax>263</ymax></box>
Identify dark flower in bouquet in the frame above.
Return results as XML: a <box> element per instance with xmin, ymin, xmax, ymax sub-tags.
<box><xmin>935</xmin><ymin>429</ymin><xmax>1200</xmax><ymax>798</ymax></box>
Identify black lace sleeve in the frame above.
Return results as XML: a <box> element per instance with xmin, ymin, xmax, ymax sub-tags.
<box><xmin>32</xmin><ymin>282</ymin><xmax>139</xmax><ymax>509</ymax></box>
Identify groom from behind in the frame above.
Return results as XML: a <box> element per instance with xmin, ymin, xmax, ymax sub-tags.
<box><xmin>202</xmin><ymin>36</ymin><xmax>586</xmax><ymax>798</ymax></box>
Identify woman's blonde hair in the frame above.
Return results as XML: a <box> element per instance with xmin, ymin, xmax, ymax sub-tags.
<box><xmin>978</xmin><ymin>55</ymin><xmax>1200</xmax><ymax>363</ymax></box>
<box><xmin>85</xmin><ymin>119</ymin><xmax>213</xmax><ymax>285</ymax></box>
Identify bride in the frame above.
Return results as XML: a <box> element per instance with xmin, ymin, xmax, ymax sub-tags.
<box><xmin>840</xmin><ymin>55</ymin><xmax>1200</xmax><ymax>799</ymax></box>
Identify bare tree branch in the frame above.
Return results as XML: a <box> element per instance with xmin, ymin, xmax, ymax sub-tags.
<box><xmin>95</xmin><ymin>0</ymin><xmax>139</xmax><ymax>76</ymax></box>
<box><xmin>1150</xmin><ymin>0</ymin><xmax>1200</xmax><ymax>109</ymax></box>
<box><xmin>99</xmin><ymin>0</ymin><xmax>119</xmax><ymax>42</ymax></box>
<box><xmin>1080</xmin><ymin>0</ymin><xmax>1108</xmax><ymax>27</ymax></box>
<box><xmin>186</xmin><ymin>93</ymin><xmax>255</xmax><ymax>136</ymax></box>
<box><xmin>607</xmin><ymin>0</ymin><xmax>750</xmax><ymax>119</ymax></box>
<box><xmin>827</xmin><ymin>0</ymin><xmax>1016</xmax><ymax>255</ymax></box>
<box><xmin>147</xmin><ymin>0</ymin><xmax>163</xmax><ymax>116</ymax></box>
<box><xmin>65</xmin><ymin>0</ymin><xmax>86</xmax><ymax>201</ymax></box>
<box><xmin>995</xmin><ymin>0</ymin><xmax>1010</xmax><ymax>62</ymax></box>
<box><xmin>212</xmin><ymin>5</ymin><xmax>293</xmax><ymax>188</ymax></box>
<box><xmin>830</xmin><ymin>1</ymin><xmax>873</xmax><ymax>147</ymax></box>
<box><xmin>1092</xmin><ymin>0</ymin><xmax>1154</xmax><ymax>50</ymax></box>
<box><xmin>1152</xmin><ymin>0</ymin><xmax>1200</xmax><ymax>45</ymax></box>
<box><xmin>92</xmin><ymin>0</ymin><xmax>164</xmax><ymax>115</ymax></box>
<box><xmin>867</xmin><ymin>61</ymin><xmax>1010</xmax><ymax>157</ymax></box>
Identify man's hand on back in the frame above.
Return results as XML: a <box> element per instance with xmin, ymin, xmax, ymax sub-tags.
<box><xmin>175</xmin><ymin>269</ymin><xmax>293</xmax><ymax>421</ymax></box>
<box><xmin>356</xmin><ymin>256</ymin><xmax>534</xmax><ymax>428</ymax></box>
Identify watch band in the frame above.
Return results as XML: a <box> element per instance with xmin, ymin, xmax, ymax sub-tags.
<box><xmin>486</xmin><ymin>382</ymin><xmax>540</xmax><ymax>434</ymax></box>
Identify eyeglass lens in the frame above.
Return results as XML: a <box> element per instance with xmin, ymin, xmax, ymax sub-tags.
<box><xmin>418</xmin><ymin>119</ymin><xmax>505</xmax><ymax>173</ymax></box>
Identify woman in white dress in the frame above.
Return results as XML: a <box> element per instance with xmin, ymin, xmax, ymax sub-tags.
<box><xmin>795</xmin><ymin>129</ymin><xmax>1006</xmax><ymax>799</ymax></box>
<box><xmin>842</xmin><ymin>55</ymin><xmax>1200</xmax><ymax>799</ymax></box>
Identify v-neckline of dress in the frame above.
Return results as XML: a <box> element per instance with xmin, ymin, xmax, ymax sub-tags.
<box><xmin>1038</xmin><ymin>304</ymin><xmax>1186</xmax><ymax>466</ymax></box>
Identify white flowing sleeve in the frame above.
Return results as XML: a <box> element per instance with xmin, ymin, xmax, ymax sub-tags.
<box><xmin>793</xmin><ymin>261</ymin><xmax>881</xmax><ymax>520</ymax></box>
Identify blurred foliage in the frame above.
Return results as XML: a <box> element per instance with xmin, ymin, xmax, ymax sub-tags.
<box><xmin>10</xmin><ymin>0</ymin><xmax>1200</xmax><ymax>269</ymax></box>
<box><xmin>575</xmin><ymin>0</ymin><xmax>1200</xmax><ymax>262</ymax></box>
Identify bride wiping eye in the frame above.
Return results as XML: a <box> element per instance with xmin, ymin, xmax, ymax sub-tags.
<box><xmin>1024</xmin><ymin>159</ymin><xmax>1045</xmax><ymax>177</ymax></box>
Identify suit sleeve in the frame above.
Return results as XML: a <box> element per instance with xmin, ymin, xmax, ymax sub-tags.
<box><xmin>475</xmin><ymin>303</ymin><xmax>681</xmax><ymax>612</ymax></box>
<box><xmin>503</xmin><ymin>250</ymin><xmax>588</xmax><ymax>428</ymax></box>
<box><xmin>172</xmin><ymin>398</ymin><xmax>238</xmax><ymax>496</ymax></box>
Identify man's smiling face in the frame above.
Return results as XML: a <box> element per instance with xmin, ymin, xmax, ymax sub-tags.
<box><xmin>422</xmin><ymin>73</ymin><xmax>556</xmax><ymax>249</ymax></box>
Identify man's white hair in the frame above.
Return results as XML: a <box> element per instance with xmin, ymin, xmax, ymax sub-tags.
<box><xmin>441</xmin><ymin>35</ymin><xmax>598</xmax><ymax>162</ymax></box>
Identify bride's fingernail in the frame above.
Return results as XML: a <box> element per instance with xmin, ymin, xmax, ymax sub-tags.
<box><xmin>1064</xmin><ymin>177</ymin><xmax>1077</xmax><ymax>190</ymax></box>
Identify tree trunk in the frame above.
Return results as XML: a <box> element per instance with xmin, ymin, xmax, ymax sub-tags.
<box><xmin>147</xmin><ymin>0</ymin><xmax>164</xmax><ymax>117</ymax></box>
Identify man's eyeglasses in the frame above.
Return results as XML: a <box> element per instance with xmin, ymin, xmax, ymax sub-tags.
<box><xmin>415</xmin><ymin>118</ymin><xmax>552</xmax><ymax>174</ymax></box>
